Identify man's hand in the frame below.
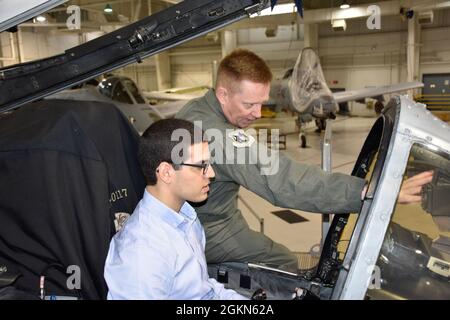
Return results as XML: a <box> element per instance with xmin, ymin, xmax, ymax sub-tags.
<box><xmin>398</xmin><ymin>171</ymin><xmax>434</xmax><ymax>204</ymax></box>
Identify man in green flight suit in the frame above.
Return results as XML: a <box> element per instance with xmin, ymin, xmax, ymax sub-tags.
<box><xmin>176</xmin><ymin>49</ymin><xmax>433</xmax><ymax>271</ymax></box>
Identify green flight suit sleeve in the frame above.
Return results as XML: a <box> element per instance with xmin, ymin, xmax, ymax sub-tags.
<box><xmin>212</xmin><ymin>133</ymin><xmax>366</xmax><ymax>214</ymax></box>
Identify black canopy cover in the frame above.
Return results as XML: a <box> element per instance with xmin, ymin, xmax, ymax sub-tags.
<box><xmin>0</xmin><ymin>100</ymin><xmax>145</xmax><ymax>299</ymax></box>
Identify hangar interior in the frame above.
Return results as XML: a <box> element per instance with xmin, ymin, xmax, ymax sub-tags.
<box><xmin>2</xmin><ymin>1</ymin><xmax>450</xmax><ymax>97</ymax></box>
<box><xmin>1</xmin><ymin>0</ymin><xmax>450</xmax><ymax>300</ymax></box>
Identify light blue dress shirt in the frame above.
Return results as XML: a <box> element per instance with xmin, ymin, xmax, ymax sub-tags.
<box><xmin>104</xmin><ymin>190</ymin><xmax>246</xmax><ymax>300</ymax></box>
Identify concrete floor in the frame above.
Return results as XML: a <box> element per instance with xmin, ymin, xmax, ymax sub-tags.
<box><xmin>239</xmin><ymin>115</ymin><xmax>378</xmax><ymax>254</ymax></box>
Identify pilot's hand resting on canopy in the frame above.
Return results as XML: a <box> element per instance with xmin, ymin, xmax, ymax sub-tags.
<box><xmin>361</xmin><ymin>171</ymin><xmax>433</xmax><ymax>204</ymax></box>
<box><xmin>398</xmin><ymin>171</ymin><xmax>434</xmax><ymax>204</ymax></box>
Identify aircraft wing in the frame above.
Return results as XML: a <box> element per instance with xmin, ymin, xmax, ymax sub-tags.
<box><xmin>151</xmin><ymin>100</ymin><xmax>187</xmax><ymax>118</ymax></box>
<box><xmin>333</xmin><ymin>82</ymin><xmax>424</xmax><ymax>104</ymax></box>
<box><xmin>143</xmin><ymin>85</ymin><xmax>208</xmax><ymax>101</ymax></box>
<box><xmin>143</xmin><ymin>91</ymin><xmax>200</xmax><ymax>102</ymax></box>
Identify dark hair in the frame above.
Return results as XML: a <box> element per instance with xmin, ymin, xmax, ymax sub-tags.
<box><xmin>216</xmin><ymin>49</ymin><xmax>272</xmax><ymax>92</ymax></box>
<box><xmin>138</xmin><ymin>119</ymin><xmax>206</xmax><ymax>185</ymax></box>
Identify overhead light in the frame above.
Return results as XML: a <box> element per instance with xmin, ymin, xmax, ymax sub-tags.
<box><xmin>104</xmin><ymin>4</ymin><xmax>113</xmax><ymax>14</ymax></box>
<box><xmin>250</xmin><ymin>3</ymin><xmax>296</xmax><ymax>18</ymax></box>
<box><xmin>332</xmin><ymin>19</ymin><xmax>347</xmax><ymax>31</ymax></box>
<box><xmin>35</xmin><ymin>15</ymin><xmax>47</xmax><ymax>23</ymax></box>
<box><xmin>340</xmin><ymin>0</ymin><xmax>350</xmax><ymax>9</ymax></box>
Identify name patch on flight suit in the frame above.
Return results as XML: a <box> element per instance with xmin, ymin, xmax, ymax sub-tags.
<box><xmin>228</xmin><ymin>129</ymin><xmax>255</xmax><ymax>148</ymax></box>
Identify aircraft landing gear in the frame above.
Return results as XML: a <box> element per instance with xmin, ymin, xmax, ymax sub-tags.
<box><xmin>296</xmin><ymin>117</ymin><xmax>308</xmax><ymax>148</ymax></box>
<box><xmin>299</xmin><ymin>133</ymin><xmax>307</xmax><ymax>148</ymax></box>
<box><xmin>315</xmin><ymin>119</ymin><xmax>326</xmax><ymax>133</ymax></box>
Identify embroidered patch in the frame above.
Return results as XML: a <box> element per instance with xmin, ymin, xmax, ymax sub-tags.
<box><xmin>228</xmin><ymin>129</ymin><xmax>255</xmax><ymax>148</ymax></box>
<box><xmin>114</xmin><ymin>212</ymin><xmax>131</xmax><ymax>232</ymax></box>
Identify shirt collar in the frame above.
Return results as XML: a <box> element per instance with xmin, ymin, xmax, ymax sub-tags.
<box><xmin>204</xmin><ymin>89</ymin><xmax>228</xmax><ymax>123</ymax></box>
<box><xmin>141</xmin><ymin>190</ymin><xmax>197</xmax><ymax>230</ymax></box>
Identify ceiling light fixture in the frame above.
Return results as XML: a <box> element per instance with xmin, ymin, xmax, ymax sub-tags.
<box><xmin>250</xmin><ymin>3</ymin><xmax>296</xmax><ymax>18</ymax></box>
<box><xmin>104</xmin><ymin>4</ymin><xmax>113</xmax><ymax>14</ymax></box>
<box><xmin>340</xmin><ymin>0</ymin><xmax>350</xmax><ymax>9</ymax></box>
<box><xmin>35</xmin><ymin>15</ymin><xmax>47</xmax><ymax>22</ymax></box>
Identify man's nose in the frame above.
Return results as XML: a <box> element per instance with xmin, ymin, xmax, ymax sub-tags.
<box><xmin>251</xmin><ymin>106</ymin><xmax>262</xmax><ymax>119</ymax></box>
<box><xmin>206</xmin><ymin>164</ymin><xmax>215</xmax><ymax>179</ymax></box>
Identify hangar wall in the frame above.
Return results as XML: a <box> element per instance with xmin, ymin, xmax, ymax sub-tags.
<box><xmin>150</xmin><ymin>12</ymin><xmax>450</xmax><ymax>93</ymax></box>
<box><xmin>1</xmin><ymin>9</ymin><xmax>450</xmax><ymax>96</ymax></box>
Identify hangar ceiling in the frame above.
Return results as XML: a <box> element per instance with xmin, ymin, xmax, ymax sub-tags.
<box><xmin>13</xmin><ymin>0</ymin><xmax>450</xmax><ymax>34</ymax></box>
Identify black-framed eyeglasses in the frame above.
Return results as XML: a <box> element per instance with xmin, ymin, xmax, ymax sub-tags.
<box><xmin>178</xmin><ymin>161</ymin><xmax>210</xmax><ymax>175</ymax></box>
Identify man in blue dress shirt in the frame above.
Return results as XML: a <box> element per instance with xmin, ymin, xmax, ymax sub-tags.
<box><xmin>104</xmin><ymin>119</ymin><xmax>245</xmax><ymax>299</ymax></box>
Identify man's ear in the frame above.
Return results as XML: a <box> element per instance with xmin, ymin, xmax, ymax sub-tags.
<box><xmin>215</xmin><ymin>86</ymin><xmax>228</xmax><ymax>106</ymax></box>
<box><xmin>156</xmin><ymin>162</ymin><xmax>174</xmax><ymax>184</ymax></box>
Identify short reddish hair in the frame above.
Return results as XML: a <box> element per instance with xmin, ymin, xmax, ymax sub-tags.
<box><xmin>216</xmin><ymin>49</ymin><xmax>272</xmax><ymax>92</ymax></box>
